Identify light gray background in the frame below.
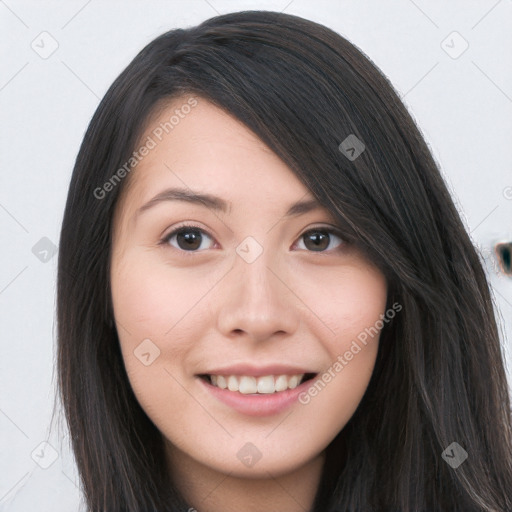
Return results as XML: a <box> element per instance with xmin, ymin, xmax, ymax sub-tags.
<box><xmin>1</xmin><ymin>1</ymin><xmax>511</xmax><ymax>510</ymax></box>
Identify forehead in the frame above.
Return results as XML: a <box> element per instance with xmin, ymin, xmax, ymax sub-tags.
<box><xmin>118</xmin><ymin>95</ymin><xmax>315</xmax><ymax>212</ymax></box>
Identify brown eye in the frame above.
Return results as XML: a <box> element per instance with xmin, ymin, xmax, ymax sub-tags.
<box><xmin>297</xmin><ymin>229</ymin><xmax>344</xmax><ymax>252</ymax></box>
<box><xmin>162</xmin><ymin>225</ymin><xmax>214</xmax><ymax>252</ymax></box>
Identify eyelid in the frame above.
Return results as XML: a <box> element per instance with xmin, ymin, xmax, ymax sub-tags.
<box><xmin>158</xmin><ymin>222</ymin><xmax>214</xmax><ymax>248</ymax></box>
<box><xmin>302</xmin><ymin>223</ymin><xmax>345</xmax><ymax>237</ymax></box>
<box><xmin>294</xmin><ymin>224</ymin><xmax>347</xmax><ymax>251</ymax></box>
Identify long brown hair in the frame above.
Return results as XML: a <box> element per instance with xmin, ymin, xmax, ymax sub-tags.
<box><xmin>56</xmin><ymin>10</ymin><xmax>512</xmax><ymax>511</ymax></box>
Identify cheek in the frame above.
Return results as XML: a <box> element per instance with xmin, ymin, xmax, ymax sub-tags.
<box><xmin>110</xmin><ymin>253</ymin><xmax>209</xmax><ymax>425</ymax></box>
<box><xmin>111</xmin><ymin>255</ymin><xmax>176</xmax><ymax>331</ymax></box>
<box><xmin>110</xmin><ymin>251</ymin><xmax>195</xmax><ymax>377</ymax></box>
<box><xmin>311</xmin><ymin>263</ymin><xmax>388</xmax><ymax>353</ymax></box>
<box><xmin>111</xmin><ymin>251</ymin><xmax>216</xmax><ymax>339</ymax></box>
<box><xmin>110</xmin><ymin>248</ymin><xmax>232</xmax><ymax>390</ymax></box>
<box><xmin>297</xmin><ymin>264</ymin><xmax>387</xmax><ymax>429</ymax></box>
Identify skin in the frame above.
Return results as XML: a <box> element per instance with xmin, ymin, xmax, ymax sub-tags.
<box><xmin>110</xmin><ymin>95</ymin><xmax>388</xmax><ymax>512</ymax></box>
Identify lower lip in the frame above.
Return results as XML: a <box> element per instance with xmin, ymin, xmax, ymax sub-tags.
<box><xmin>197</xmin><ymin>376</ymin><xmax>315</xmax><ymax>417</ymax></box>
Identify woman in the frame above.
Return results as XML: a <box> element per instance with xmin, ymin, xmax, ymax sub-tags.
<box><xmin>56</xmin><ymin>10</ymin><xmax>512</xmax><ymax>512</ymax></box>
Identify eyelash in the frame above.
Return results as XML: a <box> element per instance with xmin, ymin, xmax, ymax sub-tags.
<box><xmin>159</xmin><ymin>222</ymin><xmax>347</xmax><ymax>255</ymax></box>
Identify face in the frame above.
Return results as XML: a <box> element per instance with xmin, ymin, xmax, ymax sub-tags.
<box><xmin>110</xmin><ymin>95</ymin><xmax>388</xmax><ymax>479</ymax></box>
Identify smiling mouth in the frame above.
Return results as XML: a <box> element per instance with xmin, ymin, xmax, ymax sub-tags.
<box><xmin>198</xmin><ymin>373</ymin><xmax>317</xmax><ymax>394</ymax></box>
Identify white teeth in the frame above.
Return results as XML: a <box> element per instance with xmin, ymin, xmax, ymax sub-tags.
<box><xmin>227</xmin><ymin>375</ymin><xmax>238</xmax><ymax>392</ymax></box>
<box><xmin>288</xmin><ymin>375</ymin><xmax>300</xmax><ymax>389</ymax></box>
<box><xmin>275</xmin><ymin>375</ymin><xmax>288</xmax><ymax>392</ymax></box>
<box><xmin>208</xmin><ymin>373</ymin><xmax>306</xmax><ymax>394</ymax></box>
<box><xmin>239</xmin><ymin>376</ymin><xmax>257</xmax><ymax>394</ymax></box>
<box><xmin>257</xmin><ymin>375</ymin><xmax>275</xmax><ymax>394</ymax></box>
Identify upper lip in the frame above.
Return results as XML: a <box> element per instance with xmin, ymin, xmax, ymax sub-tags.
<box><xmin>198</xmin><ymin>364</ymin><xmax>317</xmax><ymax>377</ymax></box>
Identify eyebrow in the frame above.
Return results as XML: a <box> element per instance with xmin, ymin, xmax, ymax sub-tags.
<box><xmin>136</xmin><ymin>187</ymin><xmax>322</xmax><ymax>218</ymax></box>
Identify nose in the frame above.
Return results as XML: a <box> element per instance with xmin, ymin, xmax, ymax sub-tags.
<box><xmin>216</xmin><ymin>247</ymin><xmax>300</xmax><ymax>344</ymax></box>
